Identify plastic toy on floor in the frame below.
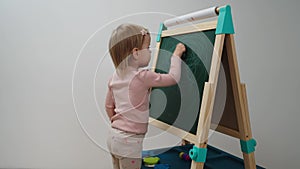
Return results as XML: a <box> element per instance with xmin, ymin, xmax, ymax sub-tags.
<box><xmin>143</xmin><ymin>156</ymin><xmax>160</xmax><ymax>167</ymax></box>
<box><xmin>179</xmin><ymin>152</ymin><xmax>191</xmax><ymax>161</ymax></box>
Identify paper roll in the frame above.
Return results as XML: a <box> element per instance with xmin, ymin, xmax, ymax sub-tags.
<box><xmin>164</xmin><ymin>6</ymin><xmax>218</xmax><ymax>27</ymax></box>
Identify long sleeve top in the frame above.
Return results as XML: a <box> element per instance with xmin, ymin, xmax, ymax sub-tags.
<box><xmin>105</xmin><ymin>56</ymin><xmax>181</xmax><ymax>134</ymax></box>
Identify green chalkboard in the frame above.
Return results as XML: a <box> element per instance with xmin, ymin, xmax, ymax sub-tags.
<box><xmin>150</xmin><ymin>29</ymin><xmax>216</xmax><ymax>135</ymax></box>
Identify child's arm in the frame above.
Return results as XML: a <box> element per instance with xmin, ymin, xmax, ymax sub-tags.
<box><xmin>105</xmin><ymin>85</ymin><xmax>116</xmax><ymax>121</ymax></box>
<box><xmin>173</xmin><ymin>43</ymin><xmax>186</xmax><ymax>59</ymax></box>
<box><xmin>138</xmin><ymin>43</ymin><xmax>186</xmax><ymax>87</ymax></box>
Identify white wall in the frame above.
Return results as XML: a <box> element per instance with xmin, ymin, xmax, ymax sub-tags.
<box><xmin>1</xmin><ymin>0</ymin><xmax>299</xmax><ymax>169</ymax></box>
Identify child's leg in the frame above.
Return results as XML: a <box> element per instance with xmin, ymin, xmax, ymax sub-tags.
<box><xmin>118</xmin><ymin>156</ymin><xmax>142</xmax><ymax>169</ymax></box>
<box><xmin>111</xmin><ymin>154</ymin><xmax>120</xmax><ymax>169</ymax></box>
<box><xmin>107</xmin><ymin>128</ymin><xmax>144</xmax><ymax>169</ymax></box>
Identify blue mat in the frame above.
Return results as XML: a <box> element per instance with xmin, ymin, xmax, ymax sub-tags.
<box><xmin>142</xmin><ymin>144</ymin><xmax>265</xmax><ymax>169</ymax></box>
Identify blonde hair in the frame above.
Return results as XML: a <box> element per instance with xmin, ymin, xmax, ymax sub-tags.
<box><xmin>108</xmin><ymin>23</ymin><xmax>148</xmax><ymax>75</ymax></box>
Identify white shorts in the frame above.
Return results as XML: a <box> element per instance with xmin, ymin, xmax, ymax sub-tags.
<box><xmin>107</xmin><ymin>128</ymin><xmax>145</xmax><ymax>158</ymax></box>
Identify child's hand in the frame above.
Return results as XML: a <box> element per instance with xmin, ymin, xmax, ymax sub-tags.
<box><xmin>173</xmin><ymin>43</ymin><xmax>186</xmax><ymax>58</ymax></box>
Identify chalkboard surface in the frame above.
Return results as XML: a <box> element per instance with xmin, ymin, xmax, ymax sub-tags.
<box><xmin>150</xmin><ymin>29</ymin><xmax>216</xmax><ymax>135</ymax></box>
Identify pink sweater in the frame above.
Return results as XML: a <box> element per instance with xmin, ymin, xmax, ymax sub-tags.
<box><xmin>105</xmin><ymin>56</ymin><xmax>181</xmax><ymax>134</ymax></box>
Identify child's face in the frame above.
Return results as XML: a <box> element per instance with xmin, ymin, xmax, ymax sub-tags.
<box><xmin>137</xmin><ymin>34</ymin><xmax>151</xmax><ymax>67</ymax></box>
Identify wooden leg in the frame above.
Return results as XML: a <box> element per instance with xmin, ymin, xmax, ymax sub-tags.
<box><xmin>225</xmin><ymin>34</ymin><xmax>257</xmax><ymax>169</ymax></box>
<box><xmin>191</xmin><ymin>161</ymin><xmax>204</xmax><ymax>169</ymax></box>
<box><xmin>243</xmin><ymin>152</ymin><xmax>256</xmax><ymax>169</ymax></box>
<box><xmin>190</xmin><ymin>143</ymin><xmax>207</xmax><ymax>169</ymax></box>
<box><xmin>240</xmin><ymin>84</ymin><xmax>256</xmax><ymax>169</ymax></box>
<box><xmin>191</xmin><ymin>34</ymin><xmax>225</xmax><ymax>169</ymax></box>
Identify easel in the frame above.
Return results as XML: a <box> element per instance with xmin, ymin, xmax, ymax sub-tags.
<box><xmin>150</xmin><ymin>5</ymin><xmax>257</xmax><ymax>169</ymax></box>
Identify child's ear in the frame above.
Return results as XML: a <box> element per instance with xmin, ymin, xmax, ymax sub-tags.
<box><xmin>132</xmin><ymin>48</ymin><xmax>139</xmax><ymax>60</ymax></box>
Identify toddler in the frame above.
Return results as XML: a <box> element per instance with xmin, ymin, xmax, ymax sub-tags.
<box><xmin>105</xmin><ymin>23</ymin><xmax>185</xmax><ymax>169</ymax></box>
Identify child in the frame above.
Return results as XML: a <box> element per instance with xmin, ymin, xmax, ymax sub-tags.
<box><xmin>105</xmin><ymin>23</ymin><xmax>185</xmax><ymax>169</ymax></box>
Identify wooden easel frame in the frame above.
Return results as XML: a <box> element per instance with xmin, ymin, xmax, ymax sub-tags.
<box><xmin>149</xmin><ymin>17</ymin><xmax>257</xmax><ymax>169</ymax></box>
